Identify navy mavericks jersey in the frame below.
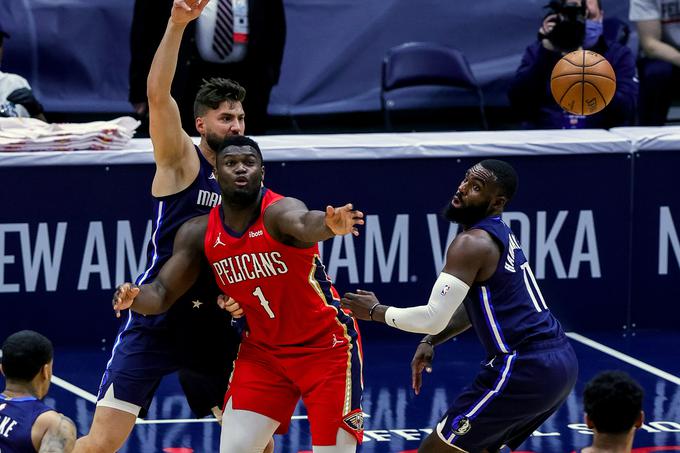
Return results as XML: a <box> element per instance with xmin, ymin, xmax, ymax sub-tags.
<box><xmin>464</xmin><ymin>216</ymin><xmax>565</xmax><ymax>356</ymax></box>
<box><xmin>0</xmin><ymin>394</ymin><xmax>53</xmax><ymax>453</ymax></box>
<box><xmin>136</xmin><ymin>145</ymin><xmax>220</xmax><ymax>285</ymax></box>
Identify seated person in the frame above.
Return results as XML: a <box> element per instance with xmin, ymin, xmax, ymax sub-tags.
<box><xmin>508</xmin><ymin>0</ymin><xmax>638</xmax><ymax>129</ymax></box>
<box><xmin>0</xmin><ymin>19</ymin><xmax>46</xmax><ymax>120</ymax></box>
<box><xmin>630</xmin><ymin>0</ymin><xmax>680</xmax><ymax>125</ymax></box>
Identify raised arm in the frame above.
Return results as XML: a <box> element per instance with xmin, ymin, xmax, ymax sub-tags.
<box><xmin>637</xmin><ymin>19</ymin><xmax>680</xmax><ymax>67</ymax></box>
<box><xmin>263</xmin><ymin>198</ymin><xmax>364</xmax><ymax>247</ymax></box>
<box><xmin>113</xmin><ymin>216</ymin><xmax>207</xmax><ymax>316</ymax></box>
<box><xmin>148</xmin><ymin>0</ymin><xmax>211</xmax><ymax>195</ymax></box>
<box><xmin>33</xmin><ymin>412</ymin><xmax>76</xmax><ymax>453</ymax></box>
<box><xmin>341</xmin><ymin>230</ymin><xmax>497</xmax><ymax>335</ymax></box>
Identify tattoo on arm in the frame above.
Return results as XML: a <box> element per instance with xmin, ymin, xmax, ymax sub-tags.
<box><xmin>39</xmin><ymin>415</ymin><xmax>76</xmax><ymax>453</ymax></box>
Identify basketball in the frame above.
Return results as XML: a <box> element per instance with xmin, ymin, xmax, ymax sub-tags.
<box><xmin>550</xmin><ymin>50</ymin><xmax>616</xmax><ymax>116</ymax></box>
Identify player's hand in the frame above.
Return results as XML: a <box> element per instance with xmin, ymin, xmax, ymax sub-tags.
<box><xmin>217</xmin><ymin>294</ymin><xmax>244</xmax><ymax>318</ymax></box>
<box><xmin>112</xmin><ymin>283</ymin><xmax>140</xmax><ymax>318</ymax></box>
<box><xmin>340</xmin><ymin>289</ymin><xmax>378</xmax><ymax>320</ymax></box>
<box><xmin>411</xmin><ymin>341</ymin><xmax>434</xmax><ymax>395</ymax></box>
<box><xmin>325</xmin><ymin>203</ymin><xmax>364</xmax><ymax>237</ymax></box>
<box><xmin>170</xmin><ymin>0</ymin><xmax>210</xmax><ymax>25</ymax></box>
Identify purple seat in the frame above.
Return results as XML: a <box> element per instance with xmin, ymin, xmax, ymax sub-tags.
<box><xmin>381</xmin><ymin>42</ymin><xmax>487</xmax><ymax>130</ymax></box>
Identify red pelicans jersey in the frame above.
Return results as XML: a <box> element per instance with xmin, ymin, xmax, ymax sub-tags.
<box><xmin>204</xmin><ymin>188</ymin><xmax>359</xmax><ymax>351</ymax></box>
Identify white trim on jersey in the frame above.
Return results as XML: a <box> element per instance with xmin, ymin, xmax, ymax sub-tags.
<box><xmin>480</xmin><ymin>286</ymin><xmax>510</xmax><ymax>354</ymax></box>
<box><xmin>137</xmin><ymin>201</ymin><xmax>165</xmax><ymax>284</ymax></box>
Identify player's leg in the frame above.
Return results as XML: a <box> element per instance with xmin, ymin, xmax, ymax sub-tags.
<box><xmin>429</xmin><ymin>340</ymin><xmax>578</xmax><ymax>452</ymax></box>
<box><xmin>418</xmin><ymin>433</ymin><xmax>471</xmax><ymax>453</ymax></box>
<box><xmin>72</xmin><ymin>406</ymin><xmax>136</xmax><ymax>453</ymax></box>
<box><xmin>312</xmin><ymin>428</ymin><xmax>356</xmax><ymax>453</ymax></box>
<box><xmin>300</xmin><ymin>330</ymin><xmax>364</xmax><ymax>452</ymax></box>
<box><xmin>219</xmin><ymin>342</ymin><xmax>299</xmax><ymax>453</ymax></box>
<box><xmin>75</xmin><ymin>314</ymin><xmax>175</xmax><ymax>453</ymax></box>
<box><xmin>219</xmin><ymin>397</ymin><xmax>279</xmax><ymax>452</ymax></box>
<box><xmin>177</xmin><ymin>368</ymin><xmax>230</xmax><ymax>422</ymax></box>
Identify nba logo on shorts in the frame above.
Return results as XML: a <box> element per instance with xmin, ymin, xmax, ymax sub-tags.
<box><xmin>451</xmin><ymin>415</ymin><xmax>471</xmax><ymax>436</ymax></box>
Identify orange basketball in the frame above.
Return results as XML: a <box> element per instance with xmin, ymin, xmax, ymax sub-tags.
<box><xmin>550</xmin><ymin>50</ymin><xmax>616</xmax><ymax>116</ymax></box>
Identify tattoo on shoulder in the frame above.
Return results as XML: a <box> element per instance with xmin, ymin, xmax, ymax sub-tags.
<box><xmin>39</xmin><ymin>414</ymin><xmax>76</xmax><ymax>453</ymax></box>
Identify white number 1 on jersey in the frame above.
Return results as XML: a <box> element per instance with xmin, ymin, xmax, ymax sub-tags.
<box><xmin>252</xmin><ymin>286</ymin><xmax>275</xmax><ymax>319</ymax></box>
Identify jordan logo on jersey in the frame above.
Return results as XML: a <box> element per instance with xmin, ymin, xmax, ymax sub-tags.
<box><xmin>213</xmin><ymin>232</ymin><xmax>226</xmax><ymax>248</ymax></box>
<box><xmin>331</xmin><ymin>333</ymin><xmax>345</xmax><ymax>348</ymax></box>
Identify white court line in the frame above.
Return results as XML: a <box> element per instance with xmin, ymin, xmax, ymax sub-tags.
<box><xmin>50</xmin><ymin>374</ymin><xmax>370</xmax><ymax>425</ymax></box>
<box><xmin>50</xmin><ymin>375</ymin><xmax>98</xmax><ymax>403</ymax></box>
<box><xmin>566</xmin><ymin>332</ymin><xmax>680</xmax><ymax>385</ymax></box>
<box><xmin>135</xmin><ymin>415</ymin><xmax>311</xmax><ymax>425</ymax></box>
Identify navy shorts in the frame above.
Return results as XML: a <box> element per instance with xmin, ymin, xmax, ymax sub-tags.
<box><xmin>436</xmin><ymin>336</ymin><xmax>578</xmax><ymax>452</ymax></box>
<box><xmin>97</xmin><ymin>287</ymin><xmax>240</xmax><ymax>418</ymax></box>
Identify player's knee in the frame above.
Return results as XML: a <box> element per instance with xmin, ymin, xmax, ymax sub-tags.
<box><xmin>73</xmin><ymin>435</ymin><xmax>122</xmax><ymax>453</ymax></box>
<box><xmin>220</xmin><ymin>433</ymin><xmax>268</xmax><ymax>453</ymax></box>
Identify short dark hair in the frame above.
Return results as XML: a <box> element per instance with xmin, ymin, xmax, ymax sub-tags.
<box><xmin>218</xmin><ymin>135</ymin><xmax>263</xmax><ymax>163</ymax></box>
<box><xmin>1</xmin><ymin>330</ymin><xmax>53</xmax><ymax>382</ymax></box>
<box><xmin>584</xmin><ymin>370</ymin><xmax>644</xmax><ymax>434</ymax></box>
<box><xmin>479</xmin><ymin>159</ymin><xmax>518</xmax><ymax>200</ymax></box>
<box><xmin>193</xmin><ymin>78</ymin><xmax>246</xmax><ymax>118</ymax></box>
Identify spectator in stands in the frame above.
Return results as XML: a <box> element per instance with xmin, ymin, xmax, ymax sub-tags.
<box><xmin>0</xmin><ymin>18</ymin><xmax>46</xmax><ymax>121</ymax></box>
<box><xmin>630</xmin><ymin>0</ymin><xmax>680</xmax><ymax>125</ymax></box>
<box><xmin>0</xmin><ymin>330</ymin><xmax>76</xmax><ymax>452</ymax></box>
<box><xmin>578</xmin><ymin>370</ymin><xmax>644</xmax><ymax>453</ymax></box>
<box><xmin>129</xmin><ymin>0</ymin><xmax>286</xmax><ymax>135</ymax></box>
<box><xmin>508</xmin><ymin>0</ymin><xmax>638</xmax><ymax>129</ymax></box>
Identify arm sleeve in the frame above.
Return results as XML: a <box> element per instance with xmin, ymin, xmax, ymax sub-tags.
<box><xmin>384</xmin><ymin>273</ymin><xmax>470</xmax><ymax>335</ymax></box>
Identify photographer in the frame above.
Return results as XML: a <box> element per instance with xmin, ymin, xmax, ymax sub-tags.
<box><xmin>508</xmin><ymin>0</ymin><xmax>637</xmax><ymax>129</ymax></box>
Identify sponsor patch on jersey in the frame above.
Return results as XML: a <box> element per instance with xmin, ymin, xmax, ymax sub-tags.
<box><xmin>451</xmin><ymin>415</ymin><xmax>471</xmax><ymax>436</ymax></box>
<box><xmin>343</xmin><ymin>409</ymin><xmax>364</xmax><ymax>433</ymax></box>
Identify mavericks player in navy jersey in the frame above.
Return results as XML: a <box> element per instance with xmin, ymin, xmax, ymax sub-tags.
<box><xmin>341</xmin><ymin>160</ymin><xmax>578</xmax><ymax>452</ymax></box>
<box><xmin>73</xmin><ymin>1</ymin><xmax>253</xmax><ymax>452</ymax></box>
<box><xmin>0</xmin><ymin>330</ymin><xmax>76</xmax><ymax>452</ymax></box>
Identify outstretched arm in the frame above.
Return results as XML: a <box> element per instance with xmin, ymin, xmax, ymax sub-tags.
<box><xmin>148</xmin><ymin>0</ymin><xmax>211</xmax><ymax>195</ymax></box>
<box><xmin>113</xmin><ymin>217</ymin><xmax>206</xmax><ymax>316</ymax></box>
<box><xmin>34</xmin><ymin>412</ymin><xmax>76</xmax><ymax>453</ymax></box>
<box><xmin>341</xmin><ymin>230</ymin><xmax>495</xmax><ymax>334</ymax></box>
<box><xmin>263</xmin><ymin>197</ymin><xmax>364</xmax><ymax>247</ymax></box>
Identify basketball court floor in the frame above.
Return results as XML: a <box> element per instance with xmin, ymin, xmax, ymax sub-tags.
<box><xmin>2</xmin><ymin>328</ymin><xmax>678</xmax><ymax>452</ymax></box>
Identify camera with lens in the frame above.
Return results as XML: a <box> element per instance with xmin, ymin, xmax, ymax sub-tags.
<box><xmin>540</xmin><ymin>0</ymin><xmax>587</xmax><ymax>52</ymax></box>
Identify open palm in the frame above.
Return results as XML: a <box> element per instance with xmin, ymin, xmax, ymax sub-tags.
<box><xmin>171</xmin><ymin>0</ymin><xmax>211</xmax><ymax>25</ymax></box>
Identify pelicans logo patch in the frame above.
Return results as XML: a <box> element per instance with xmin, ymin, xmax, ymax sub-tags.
<box><xmin>343</xmin><ymin>409</ymin><xmax>364</xmax><ymax>433</ymax></box>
